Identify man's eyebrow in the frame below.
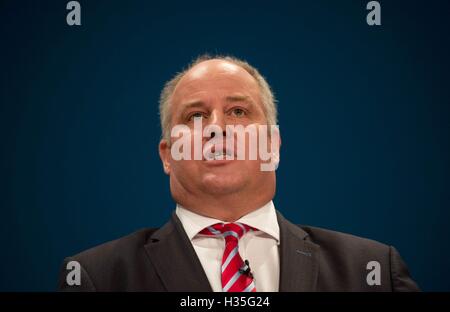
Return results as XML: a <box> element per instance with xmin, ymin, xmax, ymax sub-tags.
<box><xmin>179</xmin><ymin>95</ymin><xmax>255</xmax><ymax>112</ymax></box>
<box><xmin>225</xmin><ymin>95</ymin><xmax>254</xmax><ymax>103</ymax></box>
<box><xmin>180</xmin><ymin>100</ymin><xmax>206</xmax><ymax>110</ymax></box>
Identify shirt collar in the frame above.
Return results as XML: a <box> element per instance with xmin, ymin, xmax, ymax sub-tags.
<box><xmin>175</xmin><ymin>201</ymin><xmax>280</xmax><ymax>243</ymax></box>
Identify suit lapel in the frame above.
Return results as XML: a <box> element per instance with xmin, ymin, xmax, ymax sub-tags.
<box><xmin>144</xmin><ymin>212</ymin><xmax>212</xmax><ymax>291</ymax></box>
<box><xmin>277</xmin><ymin>211</ymin><xmax>320</xmax><ymax>292</ymax></box>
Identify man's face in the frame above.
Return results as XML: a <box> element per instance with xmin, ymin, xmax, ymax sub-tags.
<box><xmin>159</xmin><ymin>59</ymin><xmax>277</xmax><ymax>200</ymax></box>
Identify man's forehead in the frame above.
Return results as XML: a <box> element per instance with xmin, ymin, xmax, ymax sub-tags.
<box><xmin>173</xmin><ymin>59</ymin><xmax>259</xmax><ymax>99</ymax></box>
<box><xmin>188</xmin><ymin>59</ymin><xmax>242</xmax><ymax>79</ymax></box>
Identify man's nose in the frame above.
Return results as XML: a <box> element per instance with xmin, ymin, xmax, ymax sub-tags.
<box><xmin>206</xmin><ymin>110</ymin><xmax>226</xmax><ymax>138</ymax></box>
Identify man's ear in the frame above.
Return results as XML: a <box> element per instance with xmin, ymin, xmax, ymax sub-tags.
<box><xmin>159</xmin><ymin>139</ymin><xmax>171</xmax><ymax>175</ymax></box>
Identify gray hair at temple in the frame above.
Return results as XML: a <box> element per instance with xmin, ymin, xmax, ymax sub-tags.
<box><xmin>158</xmin><ymin>55</ymin><xmax>278</xmax><ymax>142</ymax></box>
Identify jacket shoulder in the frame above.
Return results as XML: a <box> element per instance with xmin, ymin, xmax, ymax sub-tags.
<box><xmin>58</xmin><ymin>228</ymin><xmax>160</xmax><ymax>291</ymax></box>
<box><xmin>71</xmin><ymin>228</ymin><xmax>158</xmax><ymax>262</ymax></box>
<box><xmin>295</xmin><ymin>225</ymin><xmax>419</xmax><ymax>291</ymax></box>
<box><xmin>299</xmin><ymin>225</ymin><xmax>420</xmax><ymax>291</ymax></box>
<box><xmin>298</xmin><ymin>225</ymin><xmax>393</xmax><ymax>291</ymax></box>
<box><xmin>300</xmin><ymin>225</ymin><xmax>390</xmax><ymax>254</ymax></box>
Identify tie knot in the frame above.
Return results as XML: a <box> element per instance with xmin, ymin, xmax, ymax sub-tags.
<box><xmin>199</xmin><ymin>222</ymin><xmax>254</xmax><ymax>242</ymax></box>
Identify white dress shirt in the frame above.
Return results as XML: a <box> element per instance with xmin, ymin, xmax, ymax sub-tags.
<box><xmin>175</xmin><ymin>201</ymin><xmax>280</xmax><ymax>292</ymax></box>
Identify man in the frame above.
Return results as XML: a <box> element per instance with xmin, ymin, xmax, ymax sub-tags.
<box><xmin>58</xmin><ymin>55</ymin><xmax>419</xmax><ymax>291</ymax></box>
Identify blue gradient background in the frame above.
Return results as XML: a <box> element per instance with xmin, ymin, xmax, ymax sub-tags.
<box><xmin>1</xmin><ymin>0</ymin><xmax>449</xmax><ymax>291</ymax></box>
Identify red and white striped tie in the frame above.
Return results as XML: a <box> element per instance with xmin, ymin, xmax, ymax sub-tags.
<box><xmin>199</xmin><ymin>222</ymin><xmax>256</xmax><ymax>292</ymax></box>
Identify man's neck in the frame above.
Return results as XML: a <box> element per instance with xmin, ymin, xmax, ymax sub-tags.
<box><xmin>173</xmin><ymin>192</ymin><xmax>274</xmax><ymax>222</ymax></box>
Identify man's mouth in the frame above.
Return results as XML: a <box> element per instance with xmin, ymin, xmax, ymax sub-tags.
<box><xmin>204</xmin><ymin>148</ymin><xmax>234</xmax><ymax>161</ymax></box>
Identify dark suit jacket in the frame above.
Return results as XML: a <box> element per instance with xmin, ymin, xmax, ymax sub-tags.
<box><xmin>58</xmin><ymin>211</ymin><xmax>420</xmax><ymax>291</ymax></box>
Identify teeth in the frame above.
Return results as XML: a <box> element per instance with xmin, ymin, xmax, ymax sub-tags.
<box><xmin>206</xmin><ymin>150</ymin><xmax>233</xmax><ymax>160</ymax></box>
<box><xmin>212</xmin><ymin>151</ymin><xmax>224</xmax><ymax>160</ymax></box>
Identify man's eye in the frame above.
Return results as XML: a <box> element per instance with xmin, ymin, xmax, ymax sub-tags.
<box><xmin>188</xmin><ymin>112</ymin><xmax>206</xmax><ymax>121</ymax></box>
<box><xmin>231</xmin><ymin>108</ymin><xmax>246</xmax><ymax>117</ymax></box>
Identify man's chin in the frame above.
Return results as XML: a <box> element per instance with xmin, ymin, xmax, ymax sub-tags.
<box><xmin>201</xmin><ymin>175</ymin><xmax>246</xmax><ymax>195</ymax></box>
